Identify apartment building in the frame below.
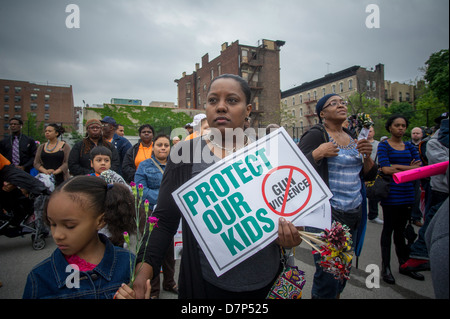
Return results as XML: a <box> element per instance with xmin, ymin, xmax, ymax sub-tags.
<box><xmin>174</xmin><ymin>39</ymin><xmax>285</xmax><ymax>128</ymax></box>
<box><xmin>384</xmin><ymin>80</ymin><xmax>416</xmax><ymax>107</ymax></box>
<box><xmin>281</xmin><ymin>64</ymin><xmax>385</xmax><ymax>136</ymax></box>
<box><xmin>0</xmin><ymin>79</ymin><xmax>74</xmax><ymax>137</ymax></box>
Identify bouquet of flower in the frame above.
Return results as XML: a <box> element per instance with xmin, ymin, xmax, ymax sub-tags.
<box><xmin>299</xmin><ymin>221</ymin><xmax>353</xmax><ymax>282</ymax></box>
<box><xmin>356</xmin><ymin>113</ymin><xmax>374</xmax><ymax>140</ymax></box>
<box><xmin>123</xmin><ymin>181</ymin><xmax>158</xmax><ymax>288</ymax></box>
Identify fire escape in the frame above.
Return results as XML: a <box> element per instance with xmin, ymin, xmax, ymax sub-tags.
<box><xmin>240</xmin><ymin>45</ymin><xmax>264</xmax><ymax>125</ymax></box>
<box><xmin>304</xmin><ymin>97</ymin><xmax>318</xmax><ymax>130</ymax></box>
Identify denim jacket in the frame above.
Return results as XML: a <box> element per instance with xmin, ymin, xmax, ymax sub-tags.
<box><xmin>134</xmin><ymin>155</ymin><xmax>165</xmax><ymax>210</ymax></box>
<box><xmin>23</xmin><ymin>234</ymin><xmax>135</xmax><ymax>299</ymax></box>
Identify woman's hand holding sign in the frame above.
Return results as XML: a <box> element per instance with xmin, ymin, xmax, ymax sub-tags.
<box><xmin>276</xmin><ymin>217</ymin><xmax>302</xmax><ymax>248</ymax></box>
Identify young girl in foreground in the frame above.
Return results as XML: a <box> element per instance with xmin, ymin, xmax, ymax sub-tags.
<box><xmin>23</xmin><ymin>175</ymin><xmax>135</xmax><ymax>299</ymax></box>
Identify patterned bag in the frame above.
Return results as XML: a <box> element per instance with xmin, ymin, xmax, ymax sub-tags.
<box><xmin>266</xmin><ymin>248</ymin><xmax>306</xmax><ymax>299</ymax></box>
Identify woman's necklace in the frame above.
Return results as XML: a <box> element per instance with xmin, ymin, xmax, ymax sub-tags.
<box><xmin>45</xmin><ymin>141</ymin><xmax>58</xmax><ymax>152</ymax></box>
<box><xmin>207</xmin><ymin>135</ymin><xmax>249</xmax><ymax>155</ymax></box>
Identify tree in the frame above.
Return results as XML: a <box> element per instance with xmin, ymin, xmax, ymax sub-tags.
<box><xmin>424</xmin><ymin>49</ymin><xmax>449</xmax><ymax>106</ymax></box>
<box><xmin>347</xmin><ymin>92</ymin><xmax>388</xmax><ymax>139</ymax></box>
<box><xmin>23</xmin><ymin>113</ymin><xmax>45</xmax><ymax>142</ymax></box>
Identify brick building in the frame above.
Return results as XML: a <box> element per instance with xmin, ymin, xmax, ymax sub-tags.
<box><xmin>281</xmin><ymin>64</ymin><xmax>385</xmax><ymax>138</ymax></box>
<box><xmin>174</xmin><ymin>39</ymin><xmax>285</xmax><ymax>128</ymax></box>
<box><xmin>384</xmin><ymin>80</ymin><xmax>416</xmax><ymax>107</ymax></box>
<box><xmin>0</xmin><ymin>79</ymin><xmax>74</xmax><ymax>137</ymax></box>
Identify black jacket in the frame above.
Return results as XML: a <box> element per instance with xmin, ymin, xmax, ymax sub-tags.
<box><xmin>0</xmin><ymin>134</ymin><xmax>37</xmax><ymax>173</ymax></box>
<box><xmin>137</xmin><ymin>138</ymin><xmax>207</xmax><ymax>298</ymax></box>
<box><xmin>68</xmin><ymin>138</ymin><xmax>120</xmax><ymax>176</ymax></box>
<box><xmin>122</xmin><ymin>142</ymin><xmax>140</xmax><ymax>183</ymax></box>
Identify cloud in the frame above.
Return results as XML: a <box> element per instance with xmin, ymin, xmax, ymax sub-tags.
<box><xmin>0</xmin><ymin>0</ymin><xmax>448</xmax><ymax>107</ymax></box>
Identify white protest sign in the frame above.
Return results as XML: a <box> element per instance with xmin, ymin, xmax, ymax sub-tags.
<box><xmin>294</xmin><ymin>201</ymin><xmax>332</xmax><ymax>230</ymax></box>
<box><xmin>172</xmin><ymin>127</ymin><xmax>332</xmax><ymax>276</ymax></box>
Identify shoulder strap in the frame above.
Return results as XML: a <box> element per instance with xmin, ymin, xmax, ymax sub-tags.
<box><xmin>150</xmin><ymin>157</ymin><xmax>164</xmax><ymax>174</ymax></box>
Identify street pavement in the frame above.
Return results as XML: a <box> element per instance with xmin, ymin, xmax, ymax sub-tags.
<box><xmin>0</xmin><ymin>215</ymin><xmax>436</xmax><ymax>299</ymax></box>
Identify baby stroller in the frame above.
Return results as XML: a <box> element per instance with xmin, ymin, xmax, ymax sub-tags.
<box><xmin>0</xmin><ymin>165</ymin><xmax>51</xmax><ymax>250</ymax></box>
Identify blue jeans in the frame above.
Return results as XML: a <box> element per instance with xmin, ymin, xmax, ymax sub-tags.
<box><xmin>310</xmin><ymin>206</ymin><xmax>361</xmax><ymax>299</ymax></box>
<box><xmin>409</xmin><ymin>190</ymin><xmax>448</xmax><ymax>259</ymax></box>
<box><xmin>410</xmin><ymin>180</ymin><xmax>422</xmax><ymax>222</ymax></box>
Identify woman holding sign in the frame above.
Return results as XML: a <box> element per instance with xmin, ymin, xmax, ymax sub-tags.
<box><xmin>117</xmin><ymin>74</ymin><xmax>302</xmax><ymax>299</ymax></box>
<box><xmin>298</xmin><ymin>93</ymin><xmax>377</xmax><ymax>299</ymax></box>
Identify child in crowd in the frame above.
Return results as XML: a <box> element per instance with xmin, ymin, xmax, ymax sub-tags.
<box><xmin>89</xmin><ymin>146</ymin><xmax>129</xmax><ymax>187</ymax></box>
<box><xmin>23</xmin><ymin>176</ymin><xmax>135</xmax><ymax>299</ymax></box>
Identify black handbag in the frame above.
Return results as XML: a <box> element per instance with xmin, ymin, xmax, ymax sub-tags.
<box><xmin>366</xmin><ymin>171</ymin><xmax>391</xmax><ymax>201</ymax></box>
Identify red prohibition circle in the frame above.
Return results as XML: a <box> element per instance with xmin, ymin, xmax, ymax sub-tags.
<box><xmin>261</xmin><ymin>165</ymin><xmax>312</xmax><ymax>217</ymax></box>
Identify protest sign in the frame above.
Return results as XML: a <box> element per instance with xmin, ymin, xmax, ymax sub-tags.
<box><xmin>172</xmin><ymin>127</ymin><xmax>332</xmax><ymax>276</ymax></box>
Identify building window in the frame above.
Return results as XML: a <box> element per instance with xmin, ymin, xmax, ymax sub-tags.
<box><xmin>45</xmin><ymin>104</ymin><xmax>50</xmax><ymax>111</ymax></box>
<box><xmin>44</xmin><ymin>94</ymin><xmax>50</xmax><ymax>101</ymax></box>
<box><xmin>299</xmin><ymin>95</ymin><xmax>302</xmax><ymax>104</ymax></box>
<box><xmin>399</xmin><ymin>92</ymin><xmax>402</xmax><ymax>102</ymax></box>
<box><xmin>372</xmin><ymin>81</ymin><xmax>376</xmax><ymax>91</ymax></box>
<box><xmin>14</xmin><ymin>96</ymin><xmax>21</xmax><ymax>102</ymax></box>
<box><xmin>339</xmin><ymin>82</ymin><xmax>343</xmax><ymax>93</ymax></box>
<box><xmin>406</xmin><ymin>92</ymin><xmax>410</xmax><ymax>102</ymax></box>
<box><xmin>4</xmin><ymin>95</ymin><xmax>9</xmax><ymax>102</ymax></box>
<box><xmin>14</xmin><ymin>105</ymin><xmax>21</xmax><ymax>112</ymax></box>
<box><xmin>15</xmin><ymin>87</ymin><xmax>22</xmax><ymax>93</ymax></box>
<box><xmin>30</xmin><ymin>93</ymin><xmax>38</xmax><ymax>101</ymax></box>
<box><xmin>45</xmin><ymin>113</ymin><xmax>50</xmax><ymax>120</ymax></box>
<box><xmin>332</xmin><ymin>85</ymin><xmax>336</xmax><ymax>93</ymax></box>
<box><xmin>300</xmin><ymin>108</ymin><xmax>303</xmax><ymax>116</ymax></box>
<box><xmin>4</xmin><ymin>105</ymin><xmax>9</xmax><ymax>112</ymax></box>
<box><xmin>313</xmin><ymin>90</ymin><xmax>317</xmax><ymax>100</ymax></box>
<box><xmin>322</xmin><ymin>88</ymin><xmax>326</xmax><ymax>96</ymax></box>
<box><xmin>218</xmin><ymin>63</ymin><xmax>221</xmax><ymax>76</ymax></box>
<box><xmin>292</xmin><ymin>96</ymin><xmax>295</xmax><ymax>106</ymax></box>
<box><xmin>366</xmin><ymin>80</ymin><xmax>370</xmax><ymax>91</ymax></box>
<box><xmin>348</xmin><ymin>79</ymin><xmax>353</xmax><ymax>90</ymax></box>
<box><xmin>210</xmin><ymin>68</ymin><xmax>214</xmax><ymax>80</ymax></box>
<box><xmin>30</xmin><ymin>103</ymin><xmax>37</xmax><ymax>110</ymax></box>
<box><xmin>242</xmin><ymin>49</ymin><xmax>248</xmax><ymax>63</ymax></box>
<box><xmin>292</xmin><ymin>110</ymin><xmax>295</xmax><ymax>117</ymax></box>
<box><xmin>307</xmin><ymin>92</ymin><xmax>310</xmax><ymax>101</ymax></box>
<box><xmin>4</xmin><ymin>86</ymin><xmax>9</xmax><ymax>93</ymax></box>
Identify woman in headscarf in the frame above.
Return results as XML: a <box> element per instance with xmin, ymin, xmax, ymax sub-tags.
<box><xmin>298</xmin><ymin>94</ymin><xmax>377</xmax><ymax>298</ymax></box>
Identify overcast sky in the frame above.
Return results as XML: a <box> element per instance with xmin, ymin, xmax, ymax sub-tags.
<box><xmin>1</xmin><ymin>0</ymin><xmax>448</xmax><ymax>107</ymax></box>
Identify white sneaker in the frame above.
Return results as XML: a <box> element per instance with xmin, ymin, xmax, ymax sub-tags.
<box><xmin>369</xmin><ymin>217</ymin><xmax>384</xmax><ymax>225</ymax></box>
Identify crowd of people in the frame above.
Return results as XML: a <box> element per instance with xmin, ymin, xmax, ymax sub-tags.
<box><xmin>0</xmin><ymin>74</ymin><xmax>448</xmax><ymax>299</ymax></box>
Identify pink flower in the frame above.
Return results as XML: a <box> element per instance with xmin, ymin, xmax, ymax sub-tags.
<box><xmin>148</xmin><ymin>216</ymin><xmax>159</xmax><ymax>225</ymax></box>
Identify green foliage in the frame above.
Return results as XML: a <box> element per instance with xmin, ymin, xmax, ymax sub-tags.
<box><xmin>91</xmin><ymin>104</ymin><xmax>193</xmax><ymax>136</ymax></box>
<box><xmin>68</xmin><ymin>128</ymin><xmax>84</xmax><ymax>144</ymax></box>
<box><xmin>424</xmin><ymin>49</ymin><xmax>449</xmax><ymax>106</ymax></box>
<box><xmin>23</xmin><ymin>112</ymin><xmax>45</xmax><ymax>142</ymax></box>
<box><xmin>410</xmin><ymin>90</ymin><xmax>447</xmax><ymax>129</ymax></box>
<box><xmin>347</xmin><ymin>92</ymin><xmax>388</xmax><ymax>139</ymax></box>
